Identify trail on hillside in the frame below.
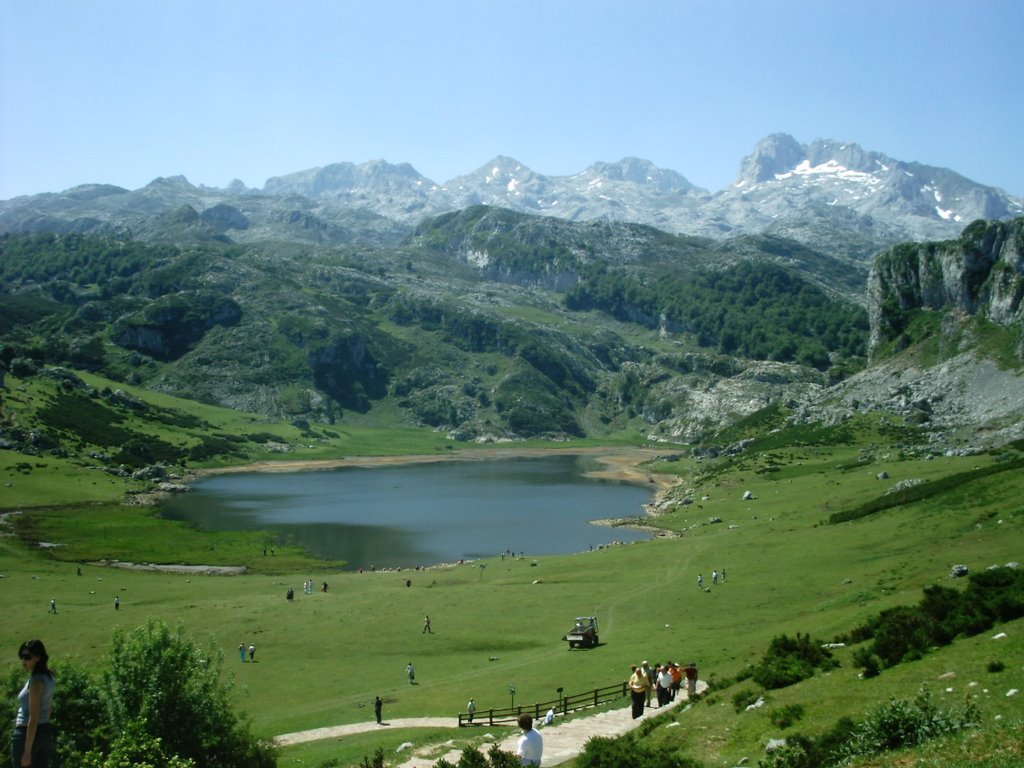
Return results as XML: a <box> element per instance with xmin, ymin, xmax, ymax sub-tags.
<box><xmin>276</xmin><ymin>681</ymin><xmax>708</xmax><ymax>768</ymax></box>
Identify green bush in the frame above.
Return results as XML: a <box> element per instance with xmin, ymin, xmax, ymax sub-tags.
<box><xmin>434</xmin><ymin>744</ymin><xmax>520</xmax><ymax>768</ymax></box>
<box><xmin>576</xmin><ymin>734</ymin><xmax>702</xmax><ymax>768</ymax></box>
<box><xmin>81</xmin><ymin>721</ymin><xmax>196</xmax><ymax>768</ymax></box>
<box><xmin>851</xmin><ymin>647</ymin><xmax>881</xmax><ymax>678</ymax></box>
<box><xmin>732</xmin><ymin>687</ymin><xmax>762</xmax><ymax>712</ymax></box>
<box><xmin>103</xmin><ymin>620</ymin><xmax>275</xmax><ymax>768</ymax></box>
<box><xmin>751</xmin><ymin>633</ymin><xmax>836</xmax><ymax>689</ymax></box>
<box><xmin>839</xmin><ymin>686</ymin><xmax>979</xmax><ymax>760</ymax></box>
<box><xmin>853</xmin><ymin>566</ymin><xmax>1024</xmax><ymax>674</ymax></box>
<box><xmin>768</xmin><ymin>703</ymin><xmax>806</xmax><ymax>729</ymax></box>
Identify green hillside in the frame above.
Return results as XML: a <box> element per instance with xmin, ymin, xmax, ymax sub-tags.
<box><xmin>1</xmin><ymin>366</ymin><xmax>1021</xmax><ymax>767</ymax></box>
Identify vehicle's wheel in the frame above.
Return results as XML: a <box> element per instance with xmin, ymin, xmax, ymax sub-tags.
<box><xmin>592</xmin><ymin>636</ymin><xmax>599</xmax><ymax>646</ymax></box>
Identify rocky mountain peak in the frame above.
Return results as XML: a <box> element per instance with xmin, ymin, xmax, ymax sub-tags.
<box><xmin>735</xmin><ymin>133</ymin><xmax>806</xmax><ymax>186</ymax></box>
<box><xmin>582</xmin><ymin>157</ymin><xmax>701</xmax><ymax>194</ymax></box>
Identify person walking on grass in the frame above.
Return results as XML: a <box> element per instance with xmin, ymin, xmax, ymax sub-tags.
<box><xmin>407</xmin><ymin>662</ymin><xmax>416</xmax><ymax>684</ymax></box>
<box><xmin>423</xmin><ymin>614</ymin><xmax>432</xmax><ymax>634</ymax></box>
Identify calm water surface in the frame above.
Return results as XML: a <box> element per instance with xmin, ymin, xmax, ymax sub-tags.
<box><xmin>161</xmin><ymin>455</ymin><xmax>654</xmax><ymax>569</ymax></box>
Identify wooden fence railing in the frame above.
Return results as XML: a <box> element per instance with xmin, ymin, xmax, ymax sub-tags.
<box><xmin>457</xmin><ymin>681</ymin><xmax>629</xmax><ymax>727</ymax></box>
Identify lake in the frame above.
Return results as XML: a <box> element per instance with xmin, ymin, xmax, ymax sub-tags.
<box><xmin>160</xmin><ymin>455</ymin><xmax>655</xmax><ymax>569</ymax></box>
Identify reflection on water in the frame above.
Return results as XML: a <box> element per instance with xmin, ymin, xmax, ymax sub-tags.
<box><xmin>161</xmin><ymin>456</ymin><xmax>653</xmax><ymax>569</ymax></box>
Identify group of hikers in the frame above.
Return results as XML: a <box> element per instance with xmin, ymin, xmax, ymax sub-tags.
<box><xmin>628</xmin><ymin>660</ymin><xmax>697</xmax><ymax>718</ymax></box>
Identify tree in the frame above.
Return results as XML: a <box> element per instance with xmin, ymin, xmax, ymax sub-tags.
<box><xmin>103</xmin><ymin>620</ymin><xmax>275</xmax><ymax>768</ymax></box>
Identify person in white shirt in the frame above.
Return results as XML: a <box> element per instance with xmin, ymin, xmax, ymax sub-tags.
<box><xmin>543</xmin><ymin>706</ymin><xmax>555</xmax><ymax>726</ymax></box>
<box><xmin>516</xmin><ymin>713</ymin><xmax>543</xmax><ymax>766</ymax></box>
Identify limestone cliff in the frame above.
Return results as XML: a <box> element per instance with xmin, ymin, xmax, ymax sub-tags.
<box><xmin>867</xmin><ymin>217</ymin><xmax>1024</xmax><ymax>353</ymax></box>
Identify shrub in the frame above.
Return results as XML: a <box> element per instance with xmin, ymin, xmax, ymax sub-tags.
<box><xmin>576</xmin><ymin>734</ymin><xmax>701</xmax><ymax>768</ymax></box>
<box><xmin>752</xmin><ymin>633</ymin><xmax>836</xmax><ymax>689</ymax></box>
<box><xmin>732</xmin><ymin>687</ymin><xmax>762</xmax><ymax>712</ymax></box>
<box><xmin>769</xmin><ymin>703</ymin><xmax>806</xmax><ymax>729</ymax></box>
<box><xmin>80</xmin><ymin>720</ymin><xmax>197</xmax><ymax>768</ymax></box>
<box><xmin>102</xmin><ymin>620</ymin><xmax>275</xmax><ymax>768</ymax></box>
<box><xmin>434</xmin><ymin>744</ymin><xmax>520</xmax><ymax>768</ymax></box>
<box><xmin>839</xmin><ymin>686</ymin><xmax>980</xmax><ymax>761</ymax></box>
<box><xmin>852</xmin><ymin>647</ymin><xmax>881</xmax><ymax>678</ymax></box>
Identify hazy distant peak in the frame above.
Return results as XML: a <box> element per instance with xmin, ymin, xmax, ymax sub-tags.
<box><xmin>582</xmin><ymin>157</ymin><xmax>700</xmax><ymax>193</ymax></box>
<box><xmin>263</xmin><ymin>159</ymin><xmax>432</xmax><ymax>197</ymax></box>
<box><xmin>145</xmin><ymin>175</ymin><xmax>195</xmax><ymax>190</ymax></box>
<box><xmin>736</xmin><ymin>133</ymin><xmax>806</xmax><ymax>185</ymax></box>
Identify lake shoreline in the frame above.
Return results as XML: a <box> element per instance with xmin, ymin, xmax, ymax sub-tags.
<box><xmin>159</xmin><ymin>446</ymin><xmax>684</xmax><ymax>568</ymax></box>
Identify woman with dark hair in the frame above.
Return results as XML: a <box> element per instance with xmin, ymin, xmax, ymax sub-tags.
<box><xmin>12</xmin><ymin>639</ymin><xmax>56</xmax><ymax>768</ymax></box>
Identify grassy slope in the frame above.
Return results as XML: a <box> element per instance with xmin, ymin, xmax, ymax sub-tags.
<box><xmin>1</xmin><ymin>373</ymin><xmax>1022</xmax><ymax>767</ymax></box>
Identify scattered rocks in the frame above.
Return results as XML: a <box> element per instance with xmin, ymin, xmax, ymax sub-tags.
<box><xmin>886</xmin><ymin>478</ymin><xmax>924</xmax><ymax>495</ymax></box>
<box><xmin>746</xmin><ymin>696</ymin><xmax>766</xmax><ymax>711</ymax></box>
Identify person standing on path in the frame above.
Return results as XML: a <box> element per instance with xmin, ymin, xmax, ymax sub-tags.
<box><xmin>516</xmin><ymin>713</ymin><xmax>543</xmax><ymax>766</ymax></box>
<box><xmin>467</xmin><ymin>697</ymin><xmax>477</xmax><ymax>723</ymax></box>
<box><xmin>628</xmin><ymin>665</ymin><xmax>648</xmax><ymax>719</ymax></box>
<box><xmin>406</xmin><ymin>662</ymin><xmax>416</xmax><ymax>684</ymax></box>
<box><xmin>640</xmin><ymin>661</ymin><xmax>655</xmax><ymax>708</ymax></box>
<box><xmin>374</xmin><ymin>696</ymin><xmax>383</xmax><ymax>725</ymax></box>
<box><xmin>670</xmin><ymin>662</ymin><xmax>682</xmax><ymax>700</ymax></box>
<box><xmin>13</xmin><ymin>639</ymin><xmax>56</xmax><ymax>768</ymax></box>
<box><xmin>657</xmin><ymin>664</ymin><xmax>673</xmax><ymax>707</ymax></box>
<box><xmin>683</xmin><ymin>662</ymin><xmax>698</xmax><ymax>697</ymax></box>
<box><xmin>423</xmin><ymin>615</ymin><xmax>432</xmax><ymax>634</ymax></box>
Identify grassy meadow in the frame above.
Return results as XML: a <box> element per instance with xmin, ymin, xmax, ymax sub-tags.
<box><xmin>1</xmin><ymin>371</ymin><xmax>1023</xmax><ymax>767</ymax></box>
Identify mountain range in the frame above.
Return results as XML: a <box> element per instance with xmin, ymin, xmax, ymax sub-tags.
<box><xmin>1</xmin><ymin>134</ymin><xmax>1022</xmax><ymax>452</ymax></box>
<box><xmin>3</xmin><ymin>133</ymin><xmax>1021</xmax><ymax>263</ymax></box>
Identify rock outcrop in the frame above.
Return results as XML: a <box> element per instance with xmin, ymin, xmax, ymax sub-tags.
<box><xmin>867</xmin><ymin>217</ymin><xmax>1024</xmax><ymax>352</ymax></box>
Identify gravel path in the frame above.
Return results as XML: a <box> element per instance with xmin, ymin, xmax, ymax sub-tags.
<box><xmin>275</xmin><ymin>682</ymin><xmax>707</xmax><ymax>767</ymax></box>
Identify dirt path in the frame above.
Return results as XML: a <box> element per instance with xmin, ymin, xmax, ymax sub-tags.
<box><xmin>275</xmin><ymin>682</ymin><xmax>707</xmax><ymax>766</ymax></box>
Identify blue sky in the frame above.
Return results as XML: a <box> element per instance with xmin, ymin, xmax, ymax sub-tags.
<box><xmin>2</xmin><ymin>0</ymin><xmax>1022</xmax><ymax>200</ymax></box>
